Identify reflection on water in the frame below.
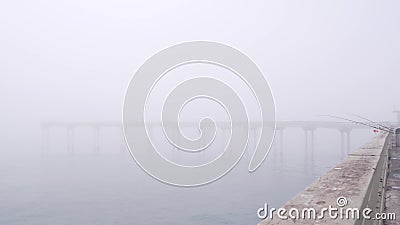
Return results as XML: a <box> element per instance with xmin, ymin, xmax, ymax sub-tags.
<box><xmin>0</xmin><ymin>123</ymin><xmax>376</xmax><ymax>225</ymax></box>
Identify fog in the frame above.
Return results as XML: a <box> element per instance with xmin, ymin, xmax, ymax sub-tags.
<box><xmin>2</xmin><ymin>1</ymin><xmax>400</xmax><ymax>224</ymax></box>
<box><xmin>2</xmin><ymin>0</ymin><xmax>399</xmax><ymax>130</ymax></box>
<box><xmin>1</xmin><ymin>0</ymin><xmax>399</xmax><ymax>174</ymax></box>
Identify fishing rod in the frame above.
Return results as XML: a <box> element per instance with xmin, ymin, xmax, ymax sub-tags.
<box><xmin>345</xmin><ymin>112</ymin><xmax>393</xmax><ymax>132</ymax></box>
<box><xmin>319</xmin><ymin>114</ymin><xmax>394</xmax><ymax>134</ymax></box>
<box><xmin>322</xmin><ymin>114</ymin><xmax>393</xmax><ymax>133</ymax></box>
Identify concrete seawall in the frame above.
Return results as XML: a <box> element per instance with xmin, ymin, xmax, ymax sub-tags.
<box><xmin>259</xmin><ymin>133</ymin><xmax>390</xmax><ymax>225</ymax></box>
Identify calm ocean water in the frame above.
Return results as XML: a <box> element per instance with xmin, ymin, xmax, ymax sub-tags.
<box><xmin>0</xmin><ymin>127</ymin><xmax>375</xmax><ymax>225</ymax></box>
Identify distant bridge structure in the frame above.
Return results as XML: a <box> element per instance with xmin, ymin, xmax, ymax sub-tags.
<box><xmin>41</xmin><ymin>120</ymin><xmax>393</xmax><ymax>154</ymax></box>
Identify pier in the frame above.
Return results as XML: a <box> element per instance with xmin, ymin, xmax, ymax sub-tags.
<box><xmin>41</xmin><ymin>120</ymin><xmax>386</xmax><ymax>154</ymax></box>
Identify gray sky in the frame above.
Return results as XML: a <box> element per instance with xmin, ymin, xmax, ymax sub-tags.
<box><xmin>1</xmin><ymin>0</ymin><xmax>400</xmax><ymax>132</ymax></box>
<box><xmin>1</xmin><ymin>3</ymin><xmax>398</xmax><ymax>222</ymax></box>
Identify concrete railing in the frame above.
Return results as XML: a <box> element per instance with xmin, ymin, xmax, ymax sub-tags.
<box><xmin>259</xmin><ymin>132</ymin><xmax>390</xmax><ymax>225</ymax></box>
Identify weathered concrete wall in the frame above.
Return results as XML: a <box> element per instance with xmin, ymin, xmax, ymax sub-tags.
<box><xmin>385</xmin><ymin>132</ymin><xmax>400</xmax><ymax>225</ymax></box>
<box><xmin>258</xmin><ymin>133</ymin><xmax>389</xmax><ymax>225</ymax></box>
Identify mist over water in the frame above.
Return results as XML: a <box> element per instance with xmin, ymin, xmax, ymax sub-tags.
<box><xmin>1</xmin><ymin>124</ymin><xmax>376</xmax><ymax>225</ymax></box>
<box><xmin>1</xmin><ymin>0</ymin><xmax>400</xmax><ymax>224</ymax></box>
